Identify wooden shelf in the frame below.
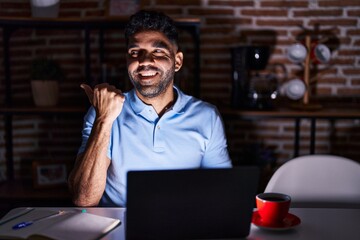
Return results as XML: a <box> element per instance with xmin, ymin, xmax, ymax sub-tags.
<box><xmin>0</xmin><ymin>180</ymin><xmax>71</xmax><ymax>200</ymax></box>
<box><xmin>220</xmin><ymin>105</ymin><xmax>360</xmax><ymax>119</ymax></box>
<box><xmin>220</xmin><ymin>103</ymin><xmax>360</xmax><ymax>158</ymax></box>
<box><xmin>0</xmin><ymin>106</ymin><xmax>87</xmax><ymax>115</ymax></box>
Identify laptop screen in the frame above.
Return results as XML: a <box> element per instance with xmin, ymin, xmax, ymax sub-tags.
<box><xmin>126</xmin><ymin>167</ymin><xmax>259</xmax><ymax>239</ymax></box>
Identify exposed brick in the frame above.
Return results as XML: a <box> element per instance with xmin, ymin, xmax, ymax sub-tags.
<box><xmin>188</xmin><ymin>8</ymin><xmax>234</xmax><ymax>16</ymax></box>
<box><xmin>201</xmin><ymin>68</ymin><xmax>230</xmax><ymax>76</ymax></box>
<box><xmin>309</xmin><ymin>19</ymin><xmax>358</xmax><ymax>27</ymax></box>
<box><xmin>206</xmin><ymin>17</ymin><xmax>252</xmax><ymax>25</ymax></box>
<box><xmin>261</xmin><ymin>1</ymin><xmax>308</xmax><ymax>8</ymax></box>
<box><xmin>34</xmin><ymin>30</ymin><xmax>81</xmax><ymax>37</ymax></box>
<box><xmin>316</xmin><ymin>87</ymin><xmax>332</xmax><ymax>95</ymax></box>
<box><xmin>141</xmin><ymin>0</ymin><xmax>151</xmax><ymax>6</ymax></box>
<box><xmin>241</xmin><ymin>9</ymin><xmax>288</xmax><ymax>17</ymax></box>
<box><xmin>85</xmin><ymin>10</ymin><xmax>105</xmax><ymax>17</ymax></box>
<box><xmin>144</xmin><ymin>7</ymin><xmax>183</xmax><ymax>15</ymax></box>
<box><xmin>49</xmin><ymin>38</ymin><xmax>86</xmax><ymax>45</ymax></box>
<box><xmin>60</xmin><ymin>2</ymin><xmax>99</xmax><ymax>9</ymax></box>
<box><xmin>0</xmin><ymin>2</ymin><xmax>29</xmax><ymax>9</ymax></box>
<box><xmin>319</xmin><ymin>0</ymin><xmax>360</xmax><ymax>7</ymax></box>
<box><xmin>239</xmin><ymin>29</ymin><xmax>279</xmax><ymax>42</ymax></box>
<box><xmin>201</xmin><ymin>35</ymin><xmax>239</xmax><ymax>45</ymax></box>
<box><xmin>201</xmin><ymin>46</ymin><xmax>231</xmax><ymax>54</ymax></box>
<box><xmin>311</xmin><ymin>68</ymin><xmax>338</xmax><ymax>77</ymax></box>
<box><xmin>1</xmin><ymin>0</ymin><xmax>360</xmax><ymax>174</ymax></box>
<box><xmin>208</xmin><ymin>1</ymin><xmax>254</xmax><ymax>7</ymax></box>
<box><xmin>35</xmin><ymin>47</ymin><xmax>82</xmax><ymax>56</ymax></box>
<box><xmin>155</xmin><ymin>0</ymin><xmax>201</xmax><ymax>6</ymax></box>
<box><xmin>256</xmin><ymin>19</ymin><xmax>303</xmax><ymax>27</ymax></box>
<box><xmin>317</xmin><ymin>77</ymin><xmax>347</xmax><ymax>85</ymax></box>
<box><xmin>284</xmin><ymin>144</ymin><xmax>330</xmax><ymax>153</ymax></box>
<box><xmin>347</xmin><ymin>9</ymin><xmax>360</xmax><ymax>16</ymax></box>
<box><xmin>201</xmin><ymin>26</ymin><xmax>235</xmax><ymax>34</ymax></box>
<box><xmin>0</xmin><ymin>11</ymin><xmax>30</xmax><ymax>18</ymax></box>
<box><xmin>338</xmin><ymin>49</ymin><xmax>360</xmax><ymax>56</ymax></box>
<box><xmin>289</xmin><ymin>28</ymin><xmax>341</xmax><ymax>39</ymax></box>
<box><xmin>294</xmin><ymin>9</ymin><xmax>343</xmax><ymax>17</ymax></box>
<box><xmin>330</xmin><ymin>58</ymin><xmax>355</xmax><ymax>65</ymax></box>
<box><xmin>352</xmin><ymin>79</ymin><xmax>360</xmax><ymax>86</ymax></box>
<box><xmin>337</xmin><ymin>88</ymin><xmax>360</xmax><ymax>95</ymax></box>
<box><xmin>343</xmin><ymin>68</ymin><xmax>360</xmax><ymax>75</ymax></box>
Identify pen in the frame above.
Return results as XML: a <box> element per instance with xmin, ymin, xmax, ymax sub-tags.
<box><xmin>0</xmin><ymin>208</ymin><xmax>34</xmax><ymax>226</ymax></box>
<box><xmin>12</xmin><ymin>210</ymin><xmax>65</xmax><ymax>230</ymax></box>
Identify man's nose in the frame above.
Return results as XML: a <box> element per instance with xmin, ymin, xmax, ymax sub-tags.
<box><xmin>139</xmin><ymin>51</ymin><xmax>154</xmax><ymax>64</ymax></box>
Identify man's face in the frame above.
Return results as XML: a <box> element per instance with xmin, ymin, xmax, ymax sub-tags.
<box><xmin>126</xmin><ymin>30</ymin><xmax>183</xmax><ymax>98</ymax></box>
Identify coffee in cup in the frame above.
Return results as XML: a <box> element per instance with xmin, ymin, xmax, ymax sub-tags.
<box><xmin>256</xmin><ymin>193</ymin><xmax>291</xmax><ymax>226</ymax></box>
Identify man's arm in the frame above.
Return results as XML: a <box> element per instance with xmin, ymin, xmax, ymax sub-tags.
<box><xmin>68</xmin><ymin>83</ymin><xmax>125</xmax><ymax>206</ymax></box>
<box><xmin>68</xmin><ymin>119</ymin><xmax>112</xmax><ymax>206</ymax></box>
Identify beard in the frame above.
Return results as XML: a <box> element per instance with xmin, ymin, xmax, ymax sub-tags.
<box><xmin>128</xmin><ymin>65</ymin><xmax>175</xmax><ymax>98</ymax></box>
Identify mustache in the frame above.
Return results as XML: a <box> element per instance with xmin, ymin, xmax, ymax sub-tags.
<box><xmin>135</xmin><ymin>65</ymin><xmax>160</xmax><ymax>73</ymax></box>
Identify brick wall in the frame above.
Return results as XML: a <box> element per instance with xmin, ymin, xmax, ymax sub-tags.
<box><xmin>0</xmin><ymin>0</ymin><xmax>359</xmax><ymax>180</ymax></box>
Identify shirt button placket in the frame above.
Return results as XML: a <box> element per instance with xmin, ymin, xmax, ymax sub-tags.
<box><xmin>153</xmin><ymin>122</ymin><xmax>165</xmax><ymax>152</ymax></box>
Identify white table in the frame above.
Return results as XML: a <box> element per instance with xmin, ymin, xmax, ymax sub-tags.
<box><xmin>2</xmin><ymin>207</ymin><xmax>360</xmax><ymax>240</ymax></box>
<box><xmin>250</xmin><ymin>208</ymin><xmax>360</xmax><ymax>240</ymax></box>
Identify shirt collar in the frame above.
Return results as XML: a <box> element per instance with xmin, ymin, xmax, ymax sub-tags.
<box><xmin>128</xmin><ymin>85</ymin><xmax>186</xmax><ymax>115</ymax></box>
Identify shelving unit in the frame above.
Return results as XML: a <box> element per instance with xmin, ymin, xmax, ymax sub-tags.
<box><xmin>0</xmin><ymin>17</ymin><xmax>200</xmax><ymax>213</ymax></box>
<box><xmin>0</xmin><ymin>16</ymin><xmax>201</xmax><ymax>182</ymax></box>
<box><xmin>221</xmin><ymin>102</ymin><xmax>360</xmax><ymax>158</ymax></box>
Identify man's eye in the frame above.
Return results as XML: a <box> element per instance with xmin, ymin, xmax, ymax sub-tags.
<box><xmin>153</xmin><ymin>49</ymin><xmax>166</xmax><ymax>56</ymax></box>
<box><xmin>129</xmin><ymin>50</ymin><xmax>138</xmax><ymax>57</ymax></box>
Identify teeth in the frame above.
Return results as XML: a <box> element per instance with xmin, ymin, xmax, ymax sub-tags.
<box><xmin>140</xmin><ymin>72</ymin><xmax>156</xmax><ymax>77</ymax></box>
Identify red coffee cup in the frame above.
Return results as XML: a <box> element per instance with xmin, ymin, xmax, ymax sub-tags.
<box><xmin>310</xmin><ymin>43</ymin><xmax>331</xmax><ymax>64</ymax></box>
<box><xmin>256</xmin><ymin>193</ymin><xmax>291</xmax><ymax>226</ymax></box>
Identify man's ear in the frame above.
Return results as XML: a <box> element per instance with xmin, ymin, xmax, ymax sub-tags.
<box><xmin>175</xmin><ymin>51</ymin><xmax>183</xmax><ymax>72</ymax></box>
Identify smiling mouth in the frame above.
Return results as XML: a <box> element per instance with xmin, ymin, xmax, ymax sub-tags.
<box><xmin>139</xmin><ymin>71</ymin><xmax>157</xmax><ymax>77</ymax></box>
<box><xmin>138</xmin><ymin>71</ymin><xmax>158</xmax><ymax>81</ymax></box>
<box><xmin>136</xmin><ymin>65</ymin><xmax>160</xmax><ymax>77</ymax></box>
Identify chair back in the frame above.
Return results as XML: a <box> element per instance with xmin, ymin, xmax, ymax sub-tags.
<box><xmin>265</xmin><ymin>155</ymin><xmax>360</xmax><ymax>208</ymax></box>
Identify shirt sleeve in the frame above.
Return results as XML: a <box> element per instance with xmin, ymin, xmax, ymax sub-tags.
<box><xmin>201</xmin><ymin>107</ymin><xmax>232</xmax><ymax>168</ymax></box>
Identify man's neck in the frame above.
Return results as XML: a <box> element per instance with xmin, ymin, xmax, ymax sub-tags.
<box><xmin>136</xmin><ymin>86</ymin><xmax>176</xmax><ymax>116</ymax></box>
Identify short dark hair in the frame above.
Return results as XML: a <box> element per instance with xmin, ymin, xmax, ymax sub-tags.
<box><xmin>124</xmin><ymin>10</ymin><xmax>179</xmax><ymax>47</ymax></box>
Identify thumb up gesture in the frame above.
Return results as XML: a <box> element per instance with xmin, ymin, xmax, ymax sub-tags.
<box><xmin>81</xmin><ymin>83</ymin><xmax>125</xmax><ymax>123</ymax></box>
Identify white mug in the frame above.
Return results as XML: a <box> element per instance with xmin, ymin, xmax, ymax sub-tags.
<box><xmin>287</xmin><ymin>43</ymin><xmax>307</xmax><ymax>63</ymax></box>
<box><xmin>282</xmin><ymin>79</ymin><xmax>306</xmax><ymax>100</ymax></box>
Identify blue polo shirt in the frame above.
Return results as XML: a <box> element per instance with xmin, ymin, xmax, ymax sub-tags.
<box><xmin>78</xmin><ymin>86</ymin><xmax>232</xmax><ymax>206</ymax></box>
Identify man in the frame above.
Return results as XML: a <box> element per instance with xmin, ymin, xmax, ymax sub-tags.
<box><xmin>68</xmin><ymin>10</ymin><xmax>232</xmax><ymax>207</ymax></box>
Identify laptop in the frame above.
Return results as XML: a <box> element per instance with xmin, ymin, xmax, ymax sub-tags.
<box><xmin>126</xmin><ymin>167</ymin><xmax>259</xmax><ymax>239</ymax></box>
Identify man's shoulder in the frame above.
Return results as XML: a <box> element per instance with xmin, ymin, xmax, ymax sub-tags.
<box><xmin>177</xmin><ymin>89</ymin><xmax>216</xmax><ymax>109</ymax></box>
<box><xmin>179</xmin><ymin>92</ymin><xmax>219</xmax><ymax>116</ymax></box>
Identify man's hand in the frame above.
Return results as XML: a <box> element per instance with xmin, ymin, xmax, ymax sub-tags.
<box><xmin>81</xmin><ymin>83</ymin><xmax>125</xmax><ymax>124</ymax></box>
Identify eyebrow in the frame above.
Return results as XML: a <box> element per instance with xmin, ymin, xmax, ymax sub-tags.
<box><xmin>152</xmin><ymin>40</ymin><xmax>171</xmax><ymax>50</ymax></box>
<box><xmin>127</xmin><ymin>43</ymin><xmax>138</xmax><ymax>50</ymax></box>
<box><xmin>127</xmin><ymin>40</ymin><xmax>171</xmax><ymax>50</ymax></box>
